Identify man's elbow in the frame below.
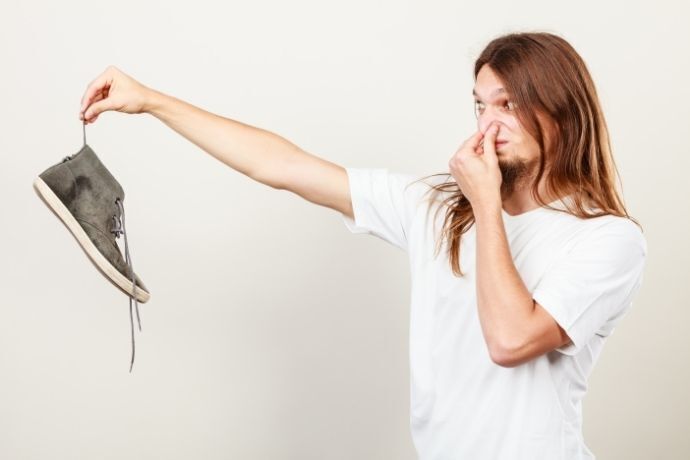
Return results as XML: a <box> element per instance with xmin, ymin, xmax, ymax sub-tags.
<box><xmin>488</xmin><ymin>338</ymin><xmax>530</xmax><ymax>368</ymax></box>
<box><xmin>489</xmin><ymin>346</ymin><xmax>522</xmax><ymax>368</ymax></box>
<box><xmin>488</xmin><ymin>336</ymin><xmax>566</xmax><ymax>368</ymax></box>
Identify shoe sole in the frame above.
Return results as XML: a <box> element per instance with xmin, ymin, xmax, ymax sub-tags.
<box><xmin>33</xmin><ymin>176</ymin><xmax>151</xmax><ymax>303</ymax></box>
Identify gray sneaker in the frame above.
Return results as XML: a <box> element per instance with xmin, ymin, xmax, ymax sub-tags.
<box><xmin>33</xmin><ymin>123</ymin><xmax>149</xmax><ymax>371</ymax></box>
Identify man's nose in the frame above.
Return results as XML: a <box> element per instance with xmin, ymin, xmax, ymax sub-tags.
<box><xmin>477</xmin><ymin>108</ymin><xmax>504</xmax><ymax>134</ymax></box>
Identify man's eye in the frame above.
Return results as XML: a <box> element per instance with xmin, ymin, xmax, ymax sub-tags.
<box><xmin>474</xmin><ymin>101</ymin><xmax>485</xmax><ymax>113</ymax></box>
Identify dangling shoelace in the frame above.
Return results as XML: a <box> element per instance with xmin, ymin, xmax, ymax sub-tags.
<box><xmin>83</xmin><ymin>120</ymin><xmax>142</xmax><ymax>372</ymax></box>
<box><xmin>111</xmin><ymin>197</ymin><xmax>142</xmax><ymax>372</ymax></box>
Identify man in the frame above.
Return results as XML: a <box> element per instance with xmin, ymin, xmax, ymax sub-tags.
<box><xmin>79</xmin><ymin>31</ymin><xmax>646</xmax><ymax>459</ymax></box>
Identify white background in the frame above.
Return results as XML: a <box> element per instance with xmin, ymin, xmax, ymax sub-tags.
<box><xmin>1</xmin><ymin>0</ymin><xmax>688</xmax><ymax>458</ymax></box>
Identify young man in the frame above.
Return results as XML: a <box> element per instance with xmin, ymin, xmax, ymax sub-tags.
<box><xmin>79</xmin><ymin>31</ymin><xmax>647</xmax><ymax>459</ymax></box>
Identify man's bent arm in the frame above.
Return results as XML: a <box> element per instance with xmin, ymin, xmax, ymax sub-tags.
<box><xmin>473</xmin><ymin>203</ymin><xmax>571</xmax><ymax>367</ymax></box>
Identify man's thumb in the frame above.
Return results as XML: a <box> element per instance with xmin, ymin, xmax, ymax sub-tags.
<box><xmin>83</xmin><ymin>99</ymin><xmax>112</xmax><ymax>122</ymax></box>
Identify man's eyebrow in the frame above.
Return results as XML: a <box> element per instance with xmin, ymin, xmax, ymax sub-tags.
<box><xmin>472</xmin><ymin>88</ymin><xmax>507</xmax><ymax>99</ymax></box>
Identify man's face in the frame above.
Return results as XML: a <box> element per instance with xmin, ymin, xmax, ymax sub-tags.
<box><xmin>472</xmin><ymin>64</ymin><xmax>545</xmax><ymax>194</ymax></box>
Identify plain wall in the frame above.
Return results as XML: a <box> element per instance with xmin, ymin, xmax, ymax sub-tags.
<box><xmin>1</xmin><ymin>0</ymin><xmax>688</xmax><ymax>458</ymax></box>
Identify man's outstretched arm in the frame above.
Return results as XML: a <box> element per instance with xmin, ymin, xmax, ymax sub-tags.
<box><xmin>80</xmin><ymin>65</ymin><xmax>354</xmax><ymax>219</ymax></box>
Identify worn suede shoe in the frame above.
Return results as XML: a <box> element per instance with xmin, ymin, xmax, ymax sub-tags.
<box><xmin>34</xmin><ymin>144</ymin><xmax>150</xmax><ymax>302</ymax></box>
<box><xmin>33</xmin><ymin>128</ymin><xmax>149</xmax><ymax>371</ymax></box>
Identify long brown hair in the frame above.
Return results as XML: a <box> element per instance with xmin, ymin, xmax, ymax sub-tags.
<box><xmin>408</xmin><ymin>31</ymin><xmax>642</xmax><ymax>277</ymax></box>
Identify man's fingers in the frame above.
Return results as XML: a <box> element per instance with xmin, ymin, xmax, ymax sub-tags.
<box><xmin>85</xmin><ymin>91</ymin><xmax>105</xmax><ymax>110</ymax></box>
<box><xmin>83</xmin><ymin>99</ymin><xmax>109</xmax><ymax>122</ymax></box>
<box><xmin>482</xmin><ymin>123</ymin><xmax>499</xmax><ymax>156</ymax></box>
<box><xmin>79</xmin><ymin>69</ymin><xmax>113</xmax><ymax>117</ymax></box>
<box><xmin>466</xmin><ymin>130</ymin><xmax>484</xmax><ymax>149</ymax></box>
<box><xmin>458</xmin><ymin>130</ymin><xmax>484</xmax><ymax>156</ymax></box>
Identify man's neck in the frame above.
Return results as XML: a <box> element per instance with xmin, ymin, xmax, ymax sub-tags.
<box><xmin>500</xmin><ymin>176</ymin><xmax>566</xmax><ymax>217</ymax></box>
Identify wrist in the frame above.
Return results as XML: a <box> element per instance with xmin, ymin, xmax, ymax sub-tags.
<box><xmin>143</xmin><ymin>88</ymin><xmax>168</xmax><ymax>117</ymax></box>
<box><xmin>473</xmin><ymin>196</ymin><xmax>503</xmax><ymax>222</ymax></box>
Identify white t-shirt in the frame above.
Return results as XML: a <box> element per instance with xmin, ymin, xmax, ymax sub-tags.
<box><xmin>340</xmin><ymin>168</ymin><xmax>647</xmax><ymax>460</ymax></box>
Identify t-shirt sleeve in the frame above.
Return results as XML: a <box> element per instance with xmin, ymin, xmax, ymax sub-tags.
<box><xmin>531</xmin><ymin>219</ymin><xmax>648</xmax><ymax>356</ymax></box>
<box><xmin>340</xmin><ymin>167</ymin><xmax>422</xmax><ymax>252</ymax></box>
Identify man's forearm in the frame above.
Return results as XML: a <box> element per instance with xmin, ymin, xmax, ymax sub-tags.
<box><xmin>145</xmin><ymin>89</ymin><xmax>301</xmax><ymax>188</ymax></box>
<box><xmin>474</xmin><ymin>204</ymin><xmax>535</xmax><ymax>357</ymax></box>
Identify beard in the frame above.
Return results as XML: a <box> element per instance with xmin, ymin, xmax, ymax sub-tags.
<box><xmin>498</xmin><ymin>155</ymin><xmax>538</xmax><ymax>197</ymax></box>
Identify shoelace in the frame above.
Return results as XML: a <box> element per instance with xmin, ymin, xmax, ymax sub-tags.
<box><xmin>82</xmin><ymin>120</ymin><xmax>142</xmax><ymax>372</ymax></box>
<box><xmin>111</xmin><ymin>198</ymin><xmax>142</xmax><ymax>373</ymax></box>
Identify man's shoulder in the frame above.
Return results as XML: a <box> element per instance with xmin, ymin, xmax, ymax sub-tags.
<box><xmin>565</xmin><ymin>213</ymin><xmax>647</xmax><ymax>257</ymax></box>
<box><xmin>579</xmin><ymin>212</ymin><xmax>643</xmax><ymax>238</ymax></box>
<box><xmin>538</xmin><ymin>203</ymin><xmax>646</xmax><ymax>255</ymax></box>
<box><xmin>550</xmin><ymin>197</ymin><xmax>642</xmax><ymax>233</ymax></box>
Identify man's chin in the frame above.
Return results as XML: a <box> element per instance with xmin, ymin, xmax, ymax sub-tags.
<box><xmin>499</xmin><ymin>158</ymin><xmax>534</xmax><ymax>194</ymax></box>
